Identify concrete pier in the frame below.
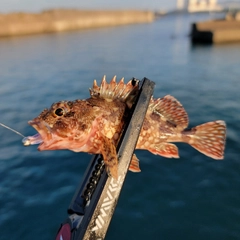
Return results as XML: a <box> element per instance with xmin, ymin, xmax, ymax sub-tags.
<box><xmin>0</xmin><ymin>9</ymin><xmax>155</xmax><ymax>37</ymax></box>
<box><xmin>191</xmin><ymin>19</ymin><xmax>240</xmax><ymax>44</ymax></box>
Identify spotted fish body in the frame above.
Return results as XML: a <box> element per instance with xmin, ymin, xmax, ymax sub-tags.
<box><xmin>137</xmin><ymin>95</ymin><xmax>226</xmax><ymax>160</ymax></box>
<box><xmin>24</xmin><ymin>76</ymin><xmax>226</xmax><ymax>179</ymax></box>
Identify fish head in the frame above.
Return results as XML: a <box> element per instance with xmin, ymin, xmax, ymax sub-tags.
<box><xmin>27</xmin><ymin>100</ymin><xmax>88</xmax><ymax>151</ymax></box>
<box><xmin>24</xmin><ymin>76</ymin><xmax>140</xmax><ymax>155</ymax></box>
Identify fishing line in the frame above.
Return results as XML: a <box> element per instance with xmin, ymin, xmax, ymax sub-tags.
<box><xmin>0</xmin><ymin>122</ymin><xmax>26</xmax><ymax>138</ymax></box>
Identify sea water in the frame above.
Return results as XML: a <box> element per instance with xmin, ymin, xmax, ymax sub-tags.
<box><xmin>0</xmin><ymin>13</ymin><xmax>239</xmax><ymax>240</ymax></box>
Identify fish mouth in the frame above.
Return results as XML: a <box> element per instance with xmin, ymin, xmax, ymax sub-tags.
<box><xmin>23</xmin><ymin>119</ymin><xmax>53</xmax><ymax>150</ymax></box>
<box><xmin>22</xmin><ymin>133</ymin><xmax>43</xmax><ymax>146</ymax></box>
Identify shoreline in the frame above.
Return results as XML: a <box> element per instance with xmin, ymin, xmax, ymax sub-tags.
<box><xmin>0</xmin><ymin>9</ymin><xmax>155</xmax><ymax>37</ymax></box>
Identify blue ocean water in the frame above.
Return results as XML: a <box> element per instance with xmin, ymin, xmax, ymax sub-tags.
<box><xmin>0</xmin><ymin>13</ymin><xmax>239</xmax><ymax>240</ymax></box>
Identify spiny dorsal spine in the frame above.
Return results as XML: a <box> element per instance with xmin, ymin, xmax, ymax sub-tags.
<box><xmin>89</xmin><ymin>75</ymin><xmax>139</xmax><ymax>105</ymax></box>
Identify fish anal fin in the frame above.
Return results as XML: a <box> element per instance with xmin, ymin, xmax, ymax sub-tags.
<box><xmin>150</xmin><ymin>95</ymin><xmax>189</xmax><ymax>130</ymax></box>
<box><xmin>100</xmin><ymin>135</ymin><xmax>118</xmax><ymax>179</ymax></box>
<box><xmin>128</xmin><ymin>154</ymin><xmax>141</xmax><ymax>172</ymax></box>
<box><xmin>188</xmin><ymin>120</ymin><xmax>226</xmax><ymax>159</ymax></box>
<box><xmin>148</xmin><ymin>142</ymin><xmax>179</xmax><ymax>158</ymax></box>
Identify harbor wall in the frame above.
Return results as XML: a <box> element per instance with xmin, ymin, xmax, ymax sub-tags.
<box><xmin>0</xmin><ymin>9</ymin><xmax>155</xmax><ymax>37</ymax></box>
<box><xmin>191</xmin><ymin>15</ymin><xmax>240</xmax><ymax>44</ymax></box>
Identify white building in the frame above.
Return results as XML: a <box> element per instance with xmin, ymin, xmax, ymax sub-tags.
<box><xmin>188</xmin><ymin>0</ymin><xmax>223</xmax><ymax>12</ymax></box>
<box><xmin>177</xmin><ymin>0</ymin><xmax>187</xmax><ymax>10</ymax></box>
<box><xmin>177</xmin><ymin>0</ymin><xmax>223</xmax><ymax>12</ymax></box>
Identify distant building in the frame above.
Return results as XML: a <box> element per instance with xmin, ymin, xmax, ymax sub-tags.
<box><xmin>177</xmin><ymin>0</ymin><xmax>187</xmax><ymax>10</ymax></box>
<box><xmin>176</xmin><ymin>0</ymin><xmax>223</xmax><ymax>12</ymax></box>
<box><xmin>188</xmin><ymin>0</ymin><xmax>223</xmax><ymax>12</ymax></box>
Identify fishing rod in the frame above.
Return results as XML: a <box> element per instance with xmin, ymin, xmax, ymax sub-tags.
<box><xmin>55</xmin><ymin>77</ymin><xmax>155</xmax><ymax>240</ymax></box>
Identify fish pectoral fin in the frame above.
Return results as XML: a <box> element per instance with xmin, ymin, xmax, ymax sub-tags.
<box><xmin>100</xmin><ymin>135</ymin><xmax>118</xmax><ymax>179</ymax></box>
<box><xmin>148</xmin><ymin>143</ymin><xmax>179</xmax><ymax>158</ymax></box>
<box><xmin>128</xmin><ymin>154</ymin><xmax>141</xmax><ymax>172</ymax></box>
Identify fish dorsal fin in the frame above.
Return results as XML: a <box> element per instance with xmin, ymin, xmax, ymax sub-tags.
<box><xmin>89</xmin><ymin>75</ymin><xmax>139</xmax><ymax>107</ymax></box>
<box><xmin>150</xmin><ymin>95</ymin><xmax>189</xmax><ymax>130</ymax></box>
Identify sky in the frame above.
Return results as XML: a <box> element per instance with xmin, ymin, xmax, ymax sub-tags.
<box><xmin>0</xmin><ymin>0</ymin><xmax>177</xmax><ymax>13</ymax></box>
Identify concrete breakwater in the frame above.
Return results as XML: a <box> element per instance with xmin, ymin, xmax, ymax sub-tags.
<box><xmin>0</xmin><ymin>9</ymin><xmax>155</xmax><ymax>37</ymax></box>
<box><xmin>191</xmin><ymin>19</ymin><xmax>240</xmax><ymax>44</ymax></box>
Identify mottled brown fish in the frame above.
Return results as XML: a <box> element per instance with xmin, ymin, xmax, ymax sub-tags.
<box><xmin>23</xmin><ymin>76</ymin><xmax>226</xmax><ymax>179</ymax></box>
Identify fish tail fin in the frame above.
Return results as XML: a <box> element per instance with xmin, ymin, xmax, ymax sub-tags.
<box><xmin>188</xmin><ymin>120</ymin><xmax>226</xmax><ymax>159</ymax></box>
<box><xmin>89</xmin><ymin>75</ymin><xmax>139</xmax><ymax>107</ymax></box>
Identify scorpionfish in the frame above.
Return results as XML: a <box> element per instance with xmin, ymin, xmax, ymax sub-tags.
<box><xmin>23</xmin><ymin>76</ymin><xmax>226</xmax><ymax>179</ymax></box>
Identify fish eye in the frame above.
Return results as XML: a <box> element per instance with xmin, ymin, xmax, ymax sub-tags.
<box><xmin>55</xmin><ymin>108</ymin><xmax>64</xmax><ymax>116</ymax></box>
